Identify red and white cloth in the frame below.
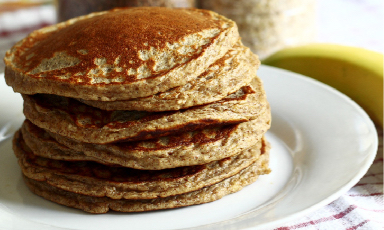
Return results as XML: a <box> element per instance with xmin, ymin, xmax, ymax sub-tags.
<box><xmin>0</xmin><ymin>4</ymin><xmax>56</xmax><ymax>71</ymax></box>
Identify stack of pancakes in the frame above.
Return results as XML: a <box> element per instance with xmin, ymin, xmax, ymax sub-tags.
<box><xmin>4</xmin><ymin>7</ymin><xmax>271</xmax><ymax>213</ymax></box>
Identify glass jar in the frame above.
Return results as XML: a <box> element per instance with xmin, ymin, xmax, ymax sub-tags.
<box><xmin>57</xmin><ymin>0</ymin><xmax>196</xmax><ymax>22</ymax></box>
<box><xmin>199</xmin><ymin>0</ymin><xmax>317</xmax><ymax>59</ymax></box>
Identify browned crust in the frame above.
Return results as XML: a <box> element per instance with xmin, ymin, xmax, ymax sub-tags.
<box><xmin>4</xmin><ymin>7</ymin><xmax>239</xmax><ymax>101</ymax></box>
<box><xmin>77</xmin><ymin>44</ymin><xmax>260</xmax><ymax>111</ymax></box>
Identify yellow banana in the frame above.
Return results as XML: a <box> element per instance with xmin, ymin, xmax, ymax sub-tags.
<box><xmin>262</xmin><ymin>43</ymin><xmax>383</xmax><ymax>127</ymax></box>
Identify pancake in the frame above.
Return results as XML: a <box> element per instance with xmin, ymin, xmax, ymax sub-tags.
<box><xmin>21</xmin><ymin>120</ymin><xmax>117</xmax><ymax>165</ymax></box>
<box><xmin>21</xmin><ymin>103</ymin><xmax>270</xmax><ymax>170</ymax></box>
<box><xmin>5</xmin><ymin>6</ymin><xmax>273</xmax><ymax>215</ymax></box>
<box><xmin>23</xmin><ymin>151</ymin><xmax>270</xmax><ymax>213</ymax></box>
<box><xmin>4</xmin><ymin>7</ymin><xmax>239</xmax><ymax>101</ymax></box>
<box><xmin>22</xmin><ymin>77</ymin><xmax>268</xmax><ymax>144</ymax></box>
<box><xmin>78</xmin><ymin>42</ymin><xmax>260</xmax><ymax>111</ymax></box>
<box><xmin>15</xmin><ymin>130</ymin><xmax>270</xmax><ymax>199</ymax></box>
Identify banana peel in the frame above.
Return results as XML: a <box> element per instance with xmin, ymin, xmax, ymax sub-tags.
<box><xmin>262</xmin><ymin>43</ymin><xmax>383</xmax><ymax>128</ymax></box>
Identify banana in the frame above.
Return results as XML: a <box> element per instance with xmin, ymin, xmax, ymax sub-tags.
<box><xmin>262</xmin><ymin>43</ymin><xmax>383</xmax><ymax>127</ymax></box>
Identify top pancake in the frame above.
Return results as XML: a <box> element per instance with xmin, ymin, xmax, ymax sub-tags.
<box><xmin>4</xmin><ymin>7</ymin><xmax>239</xmax><ymax>101</ymax></box>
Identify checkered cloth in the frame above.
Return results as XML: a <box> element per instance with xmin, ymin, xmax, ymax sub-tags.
<box><xmin>0</xmin><ymin>4</ymin><xmax>383</xmax><ymax>230</ymax></box>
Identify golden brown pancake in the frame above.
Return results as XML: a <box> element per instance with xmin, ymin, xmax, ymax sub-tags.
<box><xmin>15</xmin><ymin>130</ymin><xmax>270</xmax><ymax>200</ymax></box>
<box><xmin>24</xmin><ymin>154</ymin><xmax>269</xmax><ymax>213</ymax></box>
<box><xmin>4</xmin><ymin>7</ymin><xmax>240</xmax><ymax>101</ymax></box>
<box><xmin>21</xmin><ymin>103</ymin><xmax>270</xmax><ymax>169</ymax></box>
<box><xmin>22</xmin><ymin>77</ymin><xmax>268</xmax><ymax>144</ymax></box>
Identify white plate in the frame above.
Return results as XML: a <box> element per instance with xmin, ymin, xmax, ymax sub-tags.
<box><xmin>0</xmin><ymin>65</ymin><xmax>377</xmax><ymax>230</ymax></box>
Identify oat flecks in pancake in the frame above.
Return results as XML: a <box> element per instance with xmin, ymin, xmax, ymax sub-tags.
<box><xmin>4</xmin><ymin>7</ymin><xmax>240</xmax><ymax>101</ymax></box>
<box><xmin>79</xmin><ymin>42</ymin><xmax>260</xmax><ymax>111</ymax></box>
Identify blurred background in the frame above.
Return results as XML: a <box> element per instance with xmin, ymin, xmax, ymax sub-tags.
<box><xmin>0</xmin><ymin>0</ymin><xmax>383</xmax><ymax>71</ymax></box>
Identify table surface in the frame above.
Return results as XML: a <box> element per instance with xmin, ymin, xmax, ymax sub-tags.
<box><xmin>0</xmin><ymin>0</ymin><xmax>383</xmax><ymax>229</ymax></box>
